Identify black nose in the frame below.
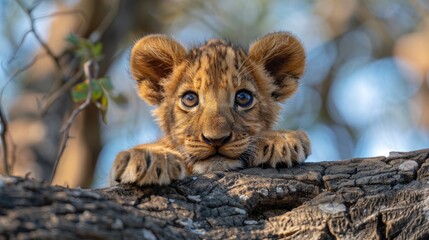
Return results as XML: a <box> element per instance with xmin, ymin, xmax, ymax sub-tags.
<box><xmin>202</xmin><ymin>133</ymin><xmax>232</xmax><ymax>148</ymax></box>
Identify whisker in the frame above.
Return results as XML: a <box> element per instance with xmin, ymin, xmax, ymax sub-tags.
<box><xmin>236</xmin><ymin>56</ymin><xmax>255</xmax><ymax>79</ymax></box>
<box><xmin>237</xmin><ymin>64</ymin><xmax>254</xmax><ymax>80</ymax></box>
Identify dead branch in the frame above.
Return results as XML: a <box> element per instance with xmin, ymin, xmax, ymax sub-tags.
<box><xmin>0</xmin><ymin>53</ymin><xmax>47</xmax><ymax>175</ymax></box>
<box><xmin>33</xmin><ymin>10</ymin><xmax>87</xmax><ymax>22</ymax></box>
<box><xmin>0</xmin><ymin>105</ymin><xmax>9</xmax><ymax>175</ymax></box>
<box><xmin>50</xmin><ymin>61</ymin><xmax>98</xmax><ymax>183</ymax></box>
<box><xmin>6</xmin><ymin>0</ymin><xmax>112</xmax><ymax>186</ymax></box>
<box><xmin>12</xmin><ymin>1</ymin><xmax>88</xmax><ymax>115</ymax></box>
<box><xmin>1</xmin><ymin>148</ymin><xmax>428</xmax><ymax>239</ymax></box>
<box><xmin>7</xmin><ymin>29</ymin><xmax>32</xmax><ymax>63</ymax></box>
<box><xmin>89</xmin><ymin>0</ymin><xmax>120</xmax><ymax>42</ymax></box>
<box><xmin>40</xmin><ymin>70</ymin><xmax>84</xmax><ymax>115</ymax></box>
<box><xmin>16</xmin><ymin>0</ymin><xmax>63</xmax><ymax>72</ymax></box>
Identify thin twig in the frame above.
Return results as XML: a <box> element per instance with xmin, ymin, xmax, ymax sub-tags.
<box><xmin>90</xmin><ymin>0</ymin><xmax>120</xmax><ymax>42</ymax></box>
<box><xmin>1</xmin><ymin>54</ymin><xmax>47</xmax><ymax>97</ymax></box>
<box><xmin>28</xmin><ymin>0</ymin><xmax>44</xmax><ymax>11</ymax></box>
<box><xmin>16</xmin><ymin>0</ymin><xmax>63</xmax><ymax>72</ymax></box>
<box><xmin>7</xmin><ymin>9</ymin><xmax>87</xmax><ymax>64</ymax></box>
<box><xmin>0</xmin><ymin>52</ymin><xmax>46</xmax><ymax>176</ymax></box>
<box><xmin>8</xmin><ymin>29</ymin><xmax>32</xmax><ymax>63</ymax></box>
<box><xmin>41</xmin><ymin>0</ymin><xmax>119</xmax><ymax>111</ymax></box>
<box><xmin>50</xmin><ymin>60</ymin><xmax>97</xmax><ymax>184</ymax></box>
<box><xmin>9</xmin><ymin>136</ymin><xmax>17</xmax><ymax>174</ymax></box>
<box><xmin>13</xmin><ymin>0</ymin><xmax>84</xmax><ymax>116</ymax></box>
<box><xmin>41</xmin><ymin>69</ymin><xmax>83</xmax><ymax>115</ymax></box>
<box><xmin>33</xmin><ymin>10</ymin><xmax>87</xmax><ymax>22</ymax></box>
<box><xmin>0</xmin><ymin>105</ymin><xmax>9</xmax><ymax>175</ymax></box>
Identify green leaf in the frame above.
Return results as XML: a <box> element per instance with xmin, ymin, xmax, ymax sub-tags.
<box><xmin>99</xmin><ymin>95</ymin><xmax>108</xmax><ymax>124</ymax></box>
<box><xmin>92</xmin><ymin>42</ymin><xmax>103</xmax><ymax>57</ymax></box>
<box><xmin>91</xmin><ymin>81</ymin><xmax>103</xmax><ymax>101</ymax></box>
<box><xmin>76</xmin><ymin>47</ymin><xmax>89</xmax><ymax>58</ymax></box>
<box><xmin>110</xmin><ymin>93</ymin><xmax>128</xmax><ymax>107</ymax></box>
<box><xmin>98</xmin><ymin>77</ymin><xmax>114</xmax><ymax>92</ymax></box>
<box><xmin>71</xmin><ymin>82</ymin><xmax>89</xmax><ymax>103</ymax></box>
<box><xmin>71</xmin><ymin>81</ymin><xmax>103</xmax><ymax>103</ymax></box>
<box><xmin>65</xmin><ymin>33</ymin><xmax>80</xmax><ymax>45</ymax></box>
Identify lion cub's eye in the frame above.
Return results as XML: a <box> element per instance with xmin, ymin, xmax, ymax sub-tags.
<box><xmin>235</xmin><ymin>90</ymin><xmax>254</xmax><ymax>109</ymax></box>
<box><xmin>181</xmin><ymin>91</ymin><xmax>199</xmax><ymax>108</ymax></box>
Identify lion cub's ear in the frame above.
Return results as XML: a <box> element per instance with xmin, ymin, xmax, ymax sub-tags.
<box><xmin>130</xmin><ymin>35</ymin><xmax>186</xmax><ymax>105</ymax></box>
<box><xmin>248</xmin><ymin>32</ymin><xmax>306</xmax><ymax>102</ymax></box>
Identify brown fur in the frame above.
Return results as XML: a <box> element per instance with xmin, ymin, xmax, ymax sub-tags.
<box><xmin>111</xmin><ymin>32</ymin><xmax>311</xmax><ymax>186</ymax></box>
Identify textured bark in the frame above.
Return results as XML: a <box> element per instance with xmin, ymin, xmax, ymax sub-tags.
<box><xmin>1</xmin><ymin>148</ymin><xmax>429</xmax><ymax>239</ymax></box>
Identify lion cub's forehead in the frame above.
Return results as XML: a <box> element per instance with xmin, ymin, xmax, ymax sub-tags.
<box><xmin>184</xmin><ymin>39</ymin><xmax>249</xmax><ymax>90</ymax></box>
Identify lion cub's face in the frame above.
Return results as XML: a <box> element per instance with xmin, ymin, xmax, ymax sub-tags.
<box><xmin>130</xmin><ymin>33</ymin><xmax>305</xmax><ymax>173</ymax></box>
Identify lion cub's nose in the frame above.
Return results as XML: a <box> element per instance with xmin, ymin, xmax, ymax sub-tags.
<box><xmin>202</xmin><ymin>133</ymin><xmax>232</xmax><ymax>148</ymax></box>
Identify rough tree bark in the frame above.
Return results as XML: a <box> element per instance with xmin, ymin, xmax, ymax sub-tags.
<box><xmin>1</xmin><ymin>148</ymin><xmax>429</xmax><ymax>239</ymax></box>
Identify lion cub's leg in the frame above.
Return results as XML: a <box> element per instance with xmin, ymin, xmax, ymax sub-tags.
<box><xmin>110</xmin><ymin>139</ymin><xmax>187</xmax><ymax>186</ymax></box>
<box><xmin>251</xmin><ymin>130</ymin><xmax>311</xmax><ymax>168</ymax></box>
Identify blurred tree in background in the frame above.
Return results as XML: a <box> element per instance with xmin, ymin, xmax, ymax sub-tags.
<box><xmin>0</xmin><ymin>0</ymin><xmax>428</xmax><ymax>188</ymax></box>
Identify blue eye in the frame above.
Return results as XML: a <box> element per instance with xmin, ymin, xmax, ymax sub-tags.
<box><xmin>181</xmin><ymin>92</ymin><xmax>199</xmax><ymax>107</ymax></box>
<box><xmin>235</xmin><ymin>90</ymin><xmax>253</xmax><ymax>108</ymax></box>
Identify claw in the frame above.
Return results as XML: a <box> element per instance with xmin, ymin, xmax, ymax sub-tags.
<box><xmin>110</xmin><ymin>147</ymin><xmax>186</xmax><ymax>186</ymax></box>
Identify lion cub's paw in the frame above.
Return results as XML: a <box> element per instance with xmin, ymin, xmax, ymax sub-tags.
<box><xmin>253</xmin><ymin>130</ymin><xmax>311</xmax><ymax>168</ymax></box>
<box><xmin>110</xmin><ymin>148</ymin><xmax>186</xmax><ymax>186</ymax></box>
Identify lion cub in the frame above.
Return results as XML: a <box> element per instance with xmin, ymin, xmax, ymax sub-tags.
<box><xmin>111</xmin><ymin>32</ymin><xmax>311</xmax><ymax>186</ymax></box>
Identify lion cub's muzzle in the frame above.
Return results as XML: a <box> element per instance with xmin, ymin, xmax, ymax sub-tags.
<box><xmin>187</xmin><ymin>133</ymin><xmax>252</xmax><ymax>174</ymax></box>
<box><xmin>201</xmin><ymin>133</ymin><xmax>232</xmax><ymax>149</ymax></box>
<box><xmin>184</xmin><ymin>132</ymin><xmax>251</xmax><ymax>163</ymax></box>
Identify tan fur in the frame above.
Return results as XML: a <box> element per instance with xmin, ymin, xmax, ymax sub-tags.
<box><xmin>111</xmin><ymin>32</ymin><xmax>311</xmax><ymax>186</ymax></box>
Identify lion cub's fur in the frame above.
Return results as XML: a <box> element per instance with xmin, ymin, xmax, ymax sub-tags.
<box><xmin>111</xmin><ymin>32</ymin><xmax>311</xmax><ymax>186</ymax></box>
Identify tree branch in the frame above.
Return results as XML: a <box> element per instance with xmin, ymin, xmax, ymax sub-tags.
<box><xmin>1</xmin><ymin>148</ymin><xmax>428</xmax><ymax>239</ymax></box>
<box><xmin>7</xmin><ymin>29</ymin><xmax>32</xmax><ymax>64</ymax></box>
<box><xmin>40</xmin><ymin>69</ymin><xmax>83</xmax><ymax>115</ymax></box>
<box><xmin>0</xmin><ymin>105</ymin><xmax>9</xmax><ymax>175</ymax></box>
<box><xmin>33</xmin><ymin>10</ymin><xmax>87</xmax><ymax>22</ymax></box>
<box><xmin>50</xmin><ymin>61</ymin><xmax>97</xmax><ymax>183</ymax></box>
<box><xmin>0</xmin><ymin>53</ymin><xmax>45</xmax><ymax>175</ymax></box>
<box><xmin>15</xmin><ymin>0</ymin><xmax>63</xmax><ymax>72</ymax></box>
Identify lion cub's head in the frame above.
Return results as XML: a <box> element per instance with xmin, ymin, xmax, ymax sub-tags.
<box><xmin>130</xmin><ymin>32</ymin><xmax>305</xmax><ymax>173</ymax></box>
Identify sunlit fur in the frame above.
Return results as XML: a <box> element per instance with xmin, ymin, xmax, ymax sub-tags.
<box><xmin>111</xmin><ymin>32</ymin><xmax>310</xmax><ymax>186</ymax></box>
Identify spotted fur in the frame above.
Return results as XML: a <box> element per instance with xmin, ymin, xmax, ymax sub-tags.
<box><xmin>110</xmin><ymin>32</ymin><xmax>311</xmax><ymax>186</ymax></box>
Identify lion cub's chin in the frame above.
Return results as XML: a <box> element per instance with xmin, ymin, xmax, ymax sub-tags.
<box><xmin>192</xmin><ymin>157</ymin><xmax>244</xmax><ymax>174</ymax></box>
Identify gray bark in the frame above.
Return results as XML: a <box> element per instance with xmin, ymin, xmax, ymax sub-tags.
<box><xmin>1</xmin><ymin>148</ymin><xmax>429</xmax><ymax>239</ymax></box>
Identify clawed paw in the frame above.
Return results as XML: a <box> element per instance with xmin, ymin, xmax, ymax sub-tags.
<box><xmin>110</xmin><ymin>148</ymin><xmax>186</xmax><ymax>186</ymax></box>
<box><xmin>252</xmin><ymin>130</ymin><xmax>311</xmax><ymax>168</ymax></box>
